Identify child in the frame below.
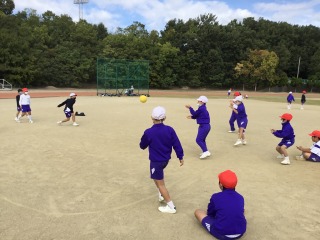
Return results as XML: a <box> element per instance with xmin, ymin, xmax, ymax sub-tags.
<box><xmin>185</xmin><ymin>96</ymin><xmax>211</xmax><ymax>159</ymax></box>
<box><xmin>140</xmin><ymin>106</ymin><xmax>184</xmax><ymax>214</ymax></box>
<box><xmin>296</xmin><ymin>130</ymin><xmax>320</xmax><ymax>162</ymax></box>
<box><xmin>287</xmin><ymin>91</ymin><xmax>295</xmax><ymax>109</ymax></box>
<box><xmin>194</xmin><ymin>170</ymin><xmax>247</xmax><ymax>239</ymax></box>
<box><xmin>231</xmin><ymin>96</ymin><xmax>248</xmax><ymax>146</ymax></box>
<box><xmin>17</xmin><ymin>88</ymin><xmax>33</xmax><ymax>123</ymax></box>
<box><xmin>300</xmin><ymin>90</ymin><xmax>306</xmax><ymax>110</ymax></box>
<box><xmin>15</xmin><ymin>88</ymin><xmax>22</xmax><ymax>121</ymax></box>
<box><xmin>57</xmin><ymin>93</ymin><xmax>79</xmax><ymax>126</ymax></box>
<box><xmin>227</xmin><ymin>88</ymin><xmax>232</xmax><ymax>98</ymax></box>
<box><xmin>228</xmin><ymin>92</ymin><xmax>241</xmax><ymax>133</ymax></box>
<box><xmin>271</xmin><ymin>113</ymin><xmax>295</xmax><ymax>165</ymax></box>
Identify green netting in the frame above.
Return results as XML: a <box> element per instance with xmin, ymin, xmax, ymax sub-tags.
<box><xmin>97</xmin><ymin>58</ymin><xmax>149</xmax><ymax>96</ymax></box>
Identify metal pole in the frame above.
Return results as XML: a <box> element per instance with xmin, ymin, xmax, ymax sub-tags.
<box><xmin>296</xmin><ymin>56</ymin><xmax>301</xmax><ymax>78</ymax></box>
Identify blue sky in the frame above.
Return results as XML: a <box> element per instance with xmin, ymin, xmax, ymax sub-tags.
<box><xmin>13</xmin><ymin>0</ymin><xmax>320</xmax><ymax>32</ymax></box>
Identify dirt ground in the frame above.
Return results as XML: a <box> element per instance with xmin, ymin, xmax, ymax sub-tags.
<box><xmin>0</xmin><ymin>90</ymin><xmax>320</xmax><ymax>240</ymax></box>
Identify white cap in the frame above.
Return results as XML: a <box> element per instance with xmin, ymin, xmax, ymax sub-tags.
<box><xmin>70</xmin><ymin>93</ymin><xmax>77</xmax><ymax>97</ymax></box>
<box><xmin>234</xmin><ymin>96</ymin><xmax>243</xmax><ymax>102</ymax></box>
<box><xmin>197</xmin><ymin>96</ymin><xmax>208</xmax><ymax>103</ymax></box>
<box><xmin>152</xmin><ymin>106</ymin><xmax>166</xmax><ymax>120</ymax></box>
<box><xmin>289</xmin><ymin>91</ymin><xmax>292</xmax><ymax>94</ymax></box>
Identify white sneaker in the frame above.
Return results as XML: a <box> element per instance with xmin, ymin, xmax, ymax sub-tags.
<box><xmin>200</xmin><ymin>151</ymin><xmax>211</xmax><ymax>159</ymax></box>
<box><xmin>276</xmin><ymin>155</ymin><xmax>284</xmax><ymax>159</ymax></box>
<box><xmin>228</xmin><ymin>130</ymin><xmax>235</xmax><ymax>133</ymax></box>
<box><xmin>281</xmin><ymin>158</ymin><xmax>290</xmax><ymax>165</ymax></box>
<box><xmin>16</xmin><ymin>119</ymin><xmax>20</xmax><ymax>123</ymax></box>
<box><xmin>57</xmin><ymin>121</ymin><xmax>62</xmax><ymax>125</ymax></box>
<box><xmin>242</xmin><ymin>140</ymin><xmax>247</xmax><ymax>145</ymax></box>
<box><xmin>159</xmin><ymin>195</ymin><xmax>165</xmax><ymax>202</ymax></box>
<box><xmin>295</xmin><ymin>155</ymin><xmax>304</xmax><ymax>161</ymax></box>
<box><xmin>73</xmin><ymin>122</ymin><xmax>79</xmax><ymax>126</ymax></box>
<box><xmin>14</xmin><ymin>117</ymin><xmax>18</xmax><ymax>121</ymax></box>
<box><xmin>29</xmin><ymin>120</ymin><xmax>33</xmax><ymax>123</ymax></box>
<box><xmin>234</xmin><ymin>139</ymin><xmax>242</xmax><ymax>146</ymax></box>
<box><xmin>158</xmin><ymin>205</ymin><xmax>176</xmax><ymax>214</ymax></box>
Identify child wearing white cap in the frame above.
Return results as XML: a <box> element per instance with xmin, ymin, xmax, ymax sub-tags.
<box><xmin>140</xmin><ymin>106</ymin><xmax>184</xmax><ymax>214</ymax></box>
<box><xmin>287</xmin><ymin>92</ymin><xmax>295</xmax><ymax>109</ymax></box>
<box><xmin>230</xmin><ymin>96</ymin><xmax>248</xmax><ymax>146</ymax></box>
<box><xmin>57</xmin><ymin>93</ymin><xmax>79</xmax><ymax>126</ymax></box>
<box><xmin>185</xmin><ymin>96</ymin><xmax>211</xmax><ymax>159</ymax></box>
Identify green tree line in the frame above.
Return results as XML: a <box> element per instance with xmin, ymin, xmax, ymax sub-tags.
<box><xmin>1</xmin><ymin>0</ymin><xmax>320</xmax><ymax>91</ymax></box>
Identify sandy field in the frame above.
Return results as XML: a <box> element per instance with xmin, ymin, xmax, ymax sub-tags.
<box><xmin>0</xmin><ymin>90</ymin><xmax>320</xmax><ymax>240</ymax></box>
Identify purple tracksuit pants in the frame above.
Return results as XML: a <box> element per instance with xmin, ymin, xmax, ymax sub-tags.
<box><xmin>196</xmin><ymin>124</ymin><xmax>211</xmax><ymax>152</ymax></box>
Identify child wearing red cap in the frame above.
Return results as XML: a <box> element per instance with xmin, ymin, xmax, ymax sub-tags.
<box><xmin>296</xmin><ymin>130</ymin><xmax>320</xmax><ymax>162</ymax></box>
<box><xmin>300</xmin><ymin>91</ymin><xmax>306</xmax><ymax>110</ymax></box>
<box><xmin>194</xmin><ymin>170</ymin><xmax>246</xmax><ymax>239</ymax></box>
<box><xmin>271</xmin><ymin>113</ymin><xmax>295</xmax><ymax>165</ymax></box>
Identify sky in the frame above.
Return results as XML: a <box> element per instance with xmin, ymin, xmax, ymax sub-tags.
<box><xmin>13</xmin><ymin>0</ymin><xmax>320</xmax><ymax>32</ymax></box>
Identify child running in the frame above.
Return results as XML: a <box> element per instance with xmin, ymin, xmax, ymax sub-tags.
<box><xmin>300</xmin><ymin>90</ymin><xmax>306</xmax><ymax>110</ymax></box>
<box><xmin>185</xmin><ymin>96</ymin><xmax>211</xmax><ymax>159</ymax></box>
<box><xmin>286</xmin><ymin>91</ymin><xmax>295</xmax><ymax>109</ymax></box>
<box><xmin>57</xmin><ymin>93</ymin><xmax>79</xmax><ymax>126</ymax></box>
<box><xmin>17</xmin><ymin>88</ymin><xmax>33</xmax><ymax>123</ymax></box>
<box><xmin>194</xmin><ymin>170</ymin><xmax>247</xmax><ymax>239</ymax></box>
<box><xmin>296</xmin><ymin>130</ymin><xmax>320</xmax><ymax>162</ymax></box>
<box><xmin>271</xmin><ymin>113</ymin><xmax>295</xmax><ymax>165</ymax></box>
<box><xmin>228</xmin><ymin>91</ymin><xmax>241</xmax><ymax>133</ymax></box>
<box><xmin>140</xmin><ymin>106</ymin><xmax>184</xmax><ymax>214</ymax></box>
<box><xmin>15</xmin><ymin>88</ymin><xmax>23</xmax><ymax>121</ymax></box>
<box><xmin>231</xmin><ymin>96</ymin><xmax>248</xmax><ymax>146</ymax></box>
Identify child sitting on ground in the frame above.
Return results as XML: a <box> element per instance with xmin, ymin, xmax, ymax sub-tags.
<box><xmin>296</xmin><ymin>130</ymin><xmax>320</xmax><ymax>162</ymax></box>
<box><xmin>194</xmin><ymin>170</ymin><xmax>247</xmax><ymax>239</ymax></box>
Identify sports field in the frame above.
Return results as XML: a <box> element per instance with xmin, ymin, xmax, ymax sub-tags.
<box><xmin>1</xmin><ymin>90</ymin><xmax>320</xmax><ymax>240</ymax></box>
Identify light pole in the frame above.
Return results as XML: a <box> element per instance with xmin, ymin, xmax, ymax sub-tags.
<box><xmin>74</xmin><ymin>0</ymin><xmax>89</xmax><ymax>21</ymax></box>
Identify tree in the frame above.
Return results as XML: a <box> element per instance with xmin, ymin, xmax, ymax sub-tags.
<box><xmin>234</xmin><ymin>49</ymin><xmax>279</xmax><ymax>91</ymax></box>
<box><xmin>0</xmin><ymin>0</ymin><xmax>15</xmax><ymax>15</ymax></box>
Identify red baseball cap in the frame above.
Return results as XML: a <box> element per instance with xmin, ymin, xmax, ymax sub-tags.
<box><xmin>279</xmin><ymin>113</ymin><xmax>292</xmax><ymax>121</ymax></box>
<box><xmin>234</xmin><ymin>91</ymin><xmax>241</xmax><ymax>96</ymax></box>
<box><xmin>309</xmin><ymin>130</ymin><xmax>320</xmax><ymax>138</ymax></box>
<box><xmin>218</xmin><ymin>170</ymin><xmax>238</xmax><ymax>189</ymax></box>
<box><xmin>22</xmin><ymin>88</ymin><xmax>28</xmax><ymax>92</ymax></box>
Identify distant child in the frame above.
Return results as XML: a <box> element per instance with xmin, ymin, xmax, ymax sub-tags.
<box><xmin>227</xmin><ymin>88</ymin><xmax>232</xmax><ymax>98</ymax></box>
<box><xmin>185</xmin><ymin>96</ymin><xmax>211</xmax><ymax>159</ymax></box>
<box><xmin>57</xmin><ymin>93</ymin><xmax>79</xmax><ymax>126</ymax></box>
<box><xmin>194</xmin><ymin>170</ymin><xmax>247</xmax><ymax>239</ymax></box>
<box><xmin>271</xmin><ymin>113</ymin><xmax>295</xmax><ymax>165</ymax></box>
<box><xmin>230</xmin><ymin>96</ymin><xmax>248</xmax><ymax>146</ymax></box>
<box><xmin>15</xmin><ymin>88</ymin><xmax>23</xmax><ymax>121</ymax></box>
<box><xmin>300</xmin><ymin>90</ymin><xmax>306</xmax><ymax>110</ymax></box>
<box><xmin>296</xmin><ymin>130</ymin><xmax>320</xmax><ymax>162</ymax></box>
<box><xmin>228</xmin><ymin>92</ymin><xmax>241</xmax><ymax>133</ymax></box>
<box><xmin>17</xmin><ymin>88</ymin><xmax>33</xmax><ymax>123</ymax></box>
<box><xmin>140</xmin><ymin>106</ymin><xmax>184</xmax><ymax>214</ymax></box>
<box><xmin>287</xmin><ymin>91</ymin><xmax>295</xmax><ymax>109</ymax></box>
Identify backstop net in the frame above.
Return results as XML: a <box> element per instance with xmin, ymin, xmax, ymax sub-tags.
<box><xmin>97</xmin><ymin>58</ymin><xmax>150</xmax><ymax>96</ymax></box>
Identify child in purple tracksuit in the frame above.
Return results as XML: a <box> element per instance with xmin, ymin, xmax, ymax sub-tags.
<box><xmin>287</xmin><ymin>92</ymin><xmax>295</xmax><ymax>109</ymax></box>
<box><xmin>271</xmin><ymin>113</ymin><xmax>295</xmax><ymax>165</ymax></box>
<box><xmin>185</xmin><ymin>96</ymin><xmax>211</xmax><ymax>159</ymax></box>
<box><xmin>140</xmin><ymin>106</ymin><xmax>184</xmax><ymax>214</ymax></box>
<box><xmin>195</xmin><ymin>170</ymin><xmax>247</xmax><ymax>239</ymax></box>
<box><xmin>228</xmin><ymin>92</ymin><xmax>241</xmax><ymax>133</ymax></box>
<box><xmin>231</xmin><ymin>96</ymin><xmax>248</xmax><ymax>146</ymax></box>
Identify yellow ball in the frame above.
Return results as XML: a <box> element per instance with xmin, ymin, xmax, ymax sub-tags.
<box><xmin>139</xmin><ymin>95</ymin><xmax>147</xmax><ymax>103</ymax></box>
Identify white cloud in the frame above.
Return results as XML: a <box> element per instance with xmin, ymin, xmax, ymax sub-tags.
<box><xmin>12</xmin><ymin>0</ymin><xmax>320</xmax><ymax>32</ymax></box>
